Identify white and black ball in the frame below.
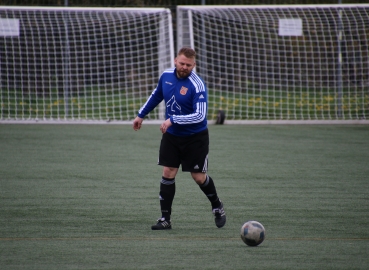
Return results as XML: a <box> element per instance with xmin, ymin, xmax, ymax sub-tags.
<box><xmin>240</xmin><ymin>220</ymin><xmax>265</xmax><ymax>246</ymax></box>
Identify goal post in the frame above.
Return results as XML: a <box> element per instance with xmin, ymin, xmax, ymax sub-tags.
<box><xmin>177</xmin><ymin>5</ymin><xmax>369</xmax><ymax>122</ymax></box>
<box><xmin>0</xmin><ymin>6</ymin><xmax>174</xmax><ymax>122</ymax></box>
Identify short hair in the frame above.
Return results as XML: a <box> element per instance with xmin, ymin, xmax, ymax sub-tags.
<box><xmin>178</xmin><ymin>47</ymin><xmax>196</xmax><ymax>59</ymax></box>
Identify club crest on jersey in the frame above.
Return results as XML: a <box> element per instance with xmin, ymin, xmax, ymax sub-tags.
<box><xmin>180</xmin><ymin>86</ymin><xmax>188</xmax><ymax>95</ymax></box>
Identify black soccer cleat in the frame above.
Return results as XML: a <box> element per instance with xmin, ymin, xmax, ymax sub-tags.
<box><xmin>151</xmin><ymin>218</ymin><xmax>172</xmax><ymax>230</ymax></box>
<box><xmin>213</xmin><ymin>201</ymin><xmax>226</xmax><ymax>228</ymax></box>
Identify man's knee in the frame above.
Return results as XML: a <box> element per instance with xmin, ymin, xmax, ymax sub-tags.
<box><xmin>162</xmin><ymin>167</ymin><xmax>178</xmax><ymax>179</ymax></box>
<box><xmin>191</xmin><ymin>172</ymin><xmax>206</xmax><ymax>185</ymax></box>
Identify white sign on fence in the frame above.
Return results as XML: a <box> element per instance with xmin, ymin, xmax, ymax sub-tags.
<box><xmin>0</xmin><ymin>18</ymin><xmax>20</xmax><ymax>36</ymax></box>
<box><xmin>278</xmin><ymin>18</ymin><xmax>302</xmax><ymax>36</ymax></box>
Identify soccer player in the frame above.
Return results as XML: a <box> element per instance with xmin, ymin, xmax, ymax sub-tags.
<box><xmin>133</xmin><ymin>47</ymin><xmax>226</xmax><ymax>230</ymax></box>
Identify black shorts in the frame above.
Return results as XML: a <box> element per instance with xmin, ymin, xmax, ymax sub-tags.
<box><xmin>158</xmin><ymin>129</ymin><xmax>209</xmax><ymax>172</ymax></box>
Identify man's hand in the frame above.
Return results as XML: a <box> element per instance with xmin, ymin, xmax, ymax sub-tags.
<box><xmin>133</xmin><ymin>117</ymin><xmax>143</xmax><ymax>131</ymax></box>
<box><xmin>160</xmin><ymin>118</ymin><xmax>172</xmax><ymax>134</ymax></box>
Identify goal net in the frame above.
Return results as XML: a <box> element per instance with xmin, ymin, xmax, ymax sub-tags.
<box><xmin>177</xmin><ymin>5</ymin><xmax>369</xmax><ymax>121</ymax></box>
<box><xmin>0</xmin><ymin>7</ymin><xmax>174</xmax><ymax>122</ymax></box>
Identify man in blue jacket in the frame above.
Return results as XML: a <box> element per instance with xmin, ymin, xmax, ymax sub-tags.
<box><xmin>133</xmin><ymin>47</ymin><xmax>226</xmax><ymax>230</ymax></box>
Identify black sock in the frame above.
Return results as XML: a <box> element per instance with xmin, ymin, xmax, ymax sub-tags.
<box><xmin>199</xmin><ymin>175</ymin><xmax>221</xmax><ymax>209</ymax></box>
<box><xmin>159</xmin><ymin>177</ymin><xmax>175</xmax><ymax>220</ymax></box>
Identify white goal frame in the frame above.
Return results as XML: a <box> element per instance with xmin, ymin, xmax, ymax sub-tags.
<box><xmin>0</xmin><ymin>6</ymin><xmax>174</xmax><ymax>124</ymax></box>
<box><xmin>177</xmin><ymin>5</ymin><xmax>369</xmax><ymax>124</ymax></box>
<box><xmin>2</xmin><ymin>5</ymin><xmax>369</xmax><ymax>125</ymax></box>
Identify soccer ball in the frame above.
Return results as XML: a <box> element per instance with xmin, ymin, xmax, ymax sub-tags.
<box><xmin>240</xmin><ymin>220</ymin><xmax>265</xmax><ymax>246</ymax></box>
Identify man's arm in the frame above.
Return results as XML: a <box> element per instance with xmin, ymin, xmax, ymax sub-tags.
<box><xmin>133</xmin><ymin>75</ymin><xmax>165</xmax><ymax>131</ymax></box>
<box><xmin>137</xmin><ymin>76</ymin><xmax>164</xmax><ymax>119</ymax></box>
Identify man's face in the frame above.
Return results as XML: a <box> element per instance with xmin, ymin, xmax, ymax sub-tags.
<box><xmin>174</xmin><ymin>54</ymin><xmax>196</xmax><ymax>78</ymax></box>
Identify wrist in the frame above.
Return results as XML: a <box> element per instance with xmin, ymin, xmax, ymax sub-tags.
<box><xmin>169</xmin><ymin>116</ymin><xmax>174</xmax><ymax>124</ymax></box>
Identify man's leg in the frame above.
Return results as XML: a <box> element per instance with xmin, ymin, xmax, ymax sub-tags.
<box><xmin>192</xmin><ymin>172</ymin><xmax>226</xmax><ymax>228</ymax></box>
<box><xmin>152</xmin><ymin>167</ymin><xmax>177</xmax><ymax>230</ymax></box>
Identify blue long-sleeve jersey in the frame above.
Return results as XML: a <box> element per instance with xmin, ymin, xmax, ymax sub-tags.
<box><xmin>137</xmin><ymin>68</ymin><xmax>208</xmax><ymax>136</ymax></box>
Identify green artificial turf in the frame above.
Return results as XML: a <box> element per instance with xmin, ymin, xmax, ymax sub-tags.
<box><xmin>0</xmin><ymin>124</ymin><xmax>368</xmax><ymax>269</ymax></box>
